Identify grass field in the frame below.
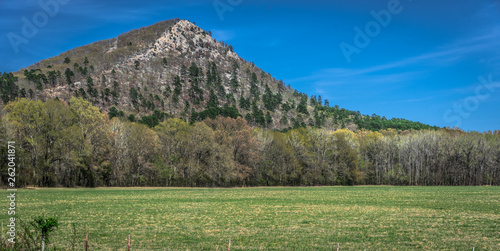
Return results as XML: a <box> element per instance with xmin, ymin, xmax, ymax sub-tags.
<box><xmin>3</xmin><ymin>186</ymin><xmax>499</xmax><ymax>250</ymax></box>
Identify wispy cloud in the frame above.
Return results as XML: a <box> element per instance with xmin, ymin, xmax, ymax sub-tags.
<box><xmin>288</xmin><ymin>27</ymin><xmax>500</xmax><ymax>90</ymax></box>
<box><xmin>301</xmin><ymin>71</ymin><xmax>421</xmax><ymax>87</ymax></box>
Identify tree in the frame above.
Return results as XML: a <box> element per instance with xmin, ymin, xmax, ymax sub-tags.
<box><xmin>69</xmin><ymin>97</ymin><xmax>110</xmax><ymax>187</ymax></box>
<box><xmin>129</xmin><ymin>87</ymin><xmax>138</xmax><ymax>103</ymax></box>
<box><xmin>239</xmin><ymin>92</ymin><xmax>250</xmax><ymax>110</ymax></box>
<box><xmin>183</xmin><ymin>100</ymin><xmax>191</xmax><ymax>116</ymax></box>
<box><xmin>297</xmin><ymin>96</ymin><xmax>309</xmax><ymax>115</ymax></box>
<box><xmin>64</xmin><ymin>68</ymin><xmax>74</xmax><ymax>85</ymax></box>
<box><xmin>250</xmin><ymin>84</ymin><xmax>260</xmax><ymax>102</ymax></box>
<box><xmin>206</xmin><ymin>89</ymin><xmax>219</xmax><ymax>108</ymax></box>
<box><xmin>0</xmin><ymin>72</ymin><xmax>19</xmax><ymax>104</ymax></box>
<box><xmin>281</xmin><ymin>101</ymin><xmax>292</xmax><ymax>113</ymax></box>
<box><xmin>188</xmin><ymin>62</ymin><xmax>200</xmax><ymax>78</ymax></box>
<box><xmin>126</xmin><ymin>122</ymin><xmax>159</xmax><ymax>185</ymax></box>
<box><xmin>251</xmin><ymin>102</ymin><xmax>265</xmax><ymax>127</ymax></box>
<box><xmin>5</xmin><ymin>98</ymin><xmax>80</xmax><ymax>186</ymax></box>
<box><xmin>154</xmin><ymin>118</ymin><xmax>194</xmax><ymax>186</ymax></box>
<box><xmin>110</xmin><ymin>118</ymin><xmax>159</xmax><ymax>186</ymax></box>
<box><xmin>254</xmin><ymin>130</ymin><xmax>301</xmax><ymax>185</ymax></box>
<box><xmin>32</xmin><ymin>216</ymin><xmax>59</xmax><ymax>251</ymax></box>
<box><xmin>204</xmin><ymin>116</ymin><xmax>260</xmax><ymax>185</ymax></box>
<box><xmin>188</xmin><ymin>63</ymin><xmax>203</xmax><ymax>105</ymax></box>
<box><xmin>46</xmin><ymin>70</ymin><xmax>59</xmax><ymax>86</ymax></box>
<box><xmin>172</xmin><ymin>75</ymin><xmax>182</xmax><ymax>104</ymax></box>
<box><xmin>230</xmin><ymin>71</ymin><xmax>239</xmax><ymax>89</ymax></box>
<box><xmin>139</xmin><ymin>115</ymin><xmax>159</xmax><ymax>128</ymax></box>
<box><xmin>263</xmin><ymin>85</ymin><xmax>281</xmax><ymax>112</ymax></box>
<box><xmin>128</xmin><ymin>114</ymin><xmax>136</xmax><ymax>122</ymax></box>
<box><xmin>251</xmin><ymin>72</ymin><xmax>258</xmax><ymax>84</ymax></box>
<box><xmin>108</xmin><ymin>107</ymin><xmax>121</xmax><ymax>119</ymax></box>
<box><xmin>310</xmin><ymin>95</ymin><xmax>318</xmax><ymax>106</ymax></box>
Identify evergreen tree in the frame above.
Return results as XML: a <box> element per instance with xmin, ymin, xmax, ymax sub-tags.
<box><xmin>64</xmin><ymin>68</ymin><xmax>74</xmax><ymax>85</ymax></box>
<box><xmin>297</xmin><ymin>96</ymin><xmax>309</xmax><ymax>115</ymax></box>
<box><xmin>251</xmin><ymin>72</ymin><xmax>258</xmax><ymax>84</ymax></box>
<box><xmin>230</xmin><ymin>71</ymin><xmax>239</xmax><ymax>89</ymax></box>
<box><xmin>252</xmin><ymin>102</ymin><xmax>265</xmax><ymax>126</ymax></box>
<box><xmin>172</xmin><ymin>75</ymin><xmax>182</xmax><ymax>104</ymax></box>
<box><xmin>0</xmin><ymin>72</ymin><xmax>19</xmax><ymax>104</ymax></box>
<box><xmin>183</xmin><ymin>100</ymin><xmax>191</xmax><ymax>115</ymax></box>
<box><xmin>207</xmin><ymin>89</ymin><xmax>219</xmax><ymax>108</ymax></box>
<box><xmin>188</xmin><ymin>63</ymin><xmax>203</xmax><ymax>105</ymax></box>
<box><xmin>263</xmin><ymin>85</ymin><xmax>282</xmax><ymax>112</ymax></box>
<box><xmin>128</xmin><ymin>114</ymin><xmax>135</xmax><ymax>122</ymax></box>
<box><xmin>244</xmin><ymin>113</ymin><xmax>253</xmax><ymax>123</ymax></box>
<box><xmin>109</xmin><ymin>106</ymin><xmax>120</xmax><ymax>119</ymax></box>
<box><xmin>250</xmin><ymin>84</ymin><xmax>260</xmax><ymax>102</ymax></box>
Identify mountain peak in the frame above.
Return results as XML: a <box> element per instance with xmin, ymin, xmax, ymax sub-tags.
<box><xmin>138</xmin><ymin>19</ymin><xmax>238</xmax><ymax>65</ymax></box>
<box><xmin>2</xmin><ymin>19</ymin><xmax>438</xmax><ymax>132</ymax></box>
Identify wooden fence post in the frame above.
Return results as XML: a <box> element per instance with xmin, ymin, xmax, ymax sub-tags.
<box><xmin>337</xmin><ymin>242</ymin><xmax>339</xmax><ymax>251</ymax></box>
<box><xmin>228</xmin><ymin>238</ymin><xmax>231</xmax><ymax>251</ymax></box>
<box><xmin>128</xmin><ymin>234</ymin><xmax>131</xmax><ymax>251</ymax></box>
<box><xmin>85</xmin><ymin>232</ymin><xmax>88</xmax><ymax>251</ymax></box>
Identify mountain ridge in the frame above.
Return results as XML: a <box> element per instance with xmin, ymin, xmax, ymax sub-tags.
<box><xmin>1</xmin><ymin>18</ymin><xmax>438</xmax><ymax>131</ymax></box>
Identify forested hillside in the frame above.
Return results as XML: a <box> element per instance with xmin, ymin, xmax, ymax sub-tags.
<box><xmin>1</xmin><ymin>98</ymin><xmax>498</xmax><ymax>187</ymax></box>
<box><xmin>1</xmin><ymin>19</ymin><xmax>437</xmax><ymax>132</ymax></box>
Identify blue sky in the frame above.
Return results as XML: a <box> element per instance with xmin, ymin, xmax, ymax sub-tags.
<box><xmin>1</xmin><ymin>0</ymin><xmax>499</xmax><ymax>131</ymax></box>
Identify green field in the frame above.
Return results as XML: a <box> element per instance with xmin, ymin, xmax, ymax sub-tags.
<box><xmin>3</xmin><ymin>186</ymin><xmax>499</xmax><ymax>250</ymax></box>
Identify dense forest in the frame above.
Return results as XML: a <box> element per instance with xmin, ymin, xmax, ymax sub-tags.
<box><xmin>1</xmin><ymin>98</ymin><xmax>498</xmax><ymax>187</ymax></box>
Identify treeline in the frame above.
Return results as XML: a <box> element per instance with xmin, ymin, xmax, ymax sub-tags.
<box><xmin>1</xmin><ymin>98</ymin><xmax>498</xmax><ymax>187</ymax></box>
<box><xmin>313</xmin><ymin>105</ymin><xmax>439</xmax><ymax>131</ymax></box>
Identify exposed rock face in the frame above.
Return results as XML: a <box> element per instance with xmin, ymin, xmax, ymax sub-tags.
<box><xmin>146</xmin><ymin>20</ymin><xmax>239</xmax><ymax>60</ymax></box>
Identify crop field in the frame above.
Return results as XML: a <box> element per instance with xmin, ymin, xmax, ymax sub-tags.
<box><xmin>2</xmin><ymin>186</ymin><xmax>499</xmax><ymax>250</ymax></box>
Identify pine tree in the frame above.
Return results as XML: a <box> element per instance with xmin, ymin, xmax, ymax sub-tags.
<box><xmin>207</xmin><ymin>89</ymin><xmax>219</xmax><ymax>108</ymax></box>
<box><xmin>172</xmin><ymin>75</ymin><xmax>182</xmax><ymax>104</ymax></box>
<box><xmin>250</xmin><ymin>84</ymin><xmax>260</xmax><ymax>102</ymax></box>
<box><xmin>252</xmin><ymin>102</ymin><xmax>265</xmax><ymax>126</ymax></box>
<box><xmin>297</xmin><ymin>96</ymin><xmax>309</xmax><ymax>115</ymax></box>
<box><xmin>230</xmin><ymin>71</ymin><xmax>239</xmax><ymax>89</ymax></box>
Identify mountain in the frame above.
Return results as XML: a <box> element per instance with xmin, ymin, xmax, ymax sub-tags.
<box><xmin>0</xmin><ymin>18</ymin><xmax>438</xmax><ymax>131</ymax></box>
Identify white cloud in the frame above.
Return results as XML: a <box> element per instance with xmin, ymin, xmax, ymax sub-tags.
<box><xmin>288</xmin><ymin>27</ymin><xmax>500</xmax><ymax>91</ymax></box>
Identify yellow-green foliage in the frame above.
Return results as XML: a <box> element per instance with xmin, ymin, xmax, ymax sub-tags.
<box><xmin>2</xmin><ymin>98</ymin><xmax>500</xmax><ymax>187</ymax></box>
